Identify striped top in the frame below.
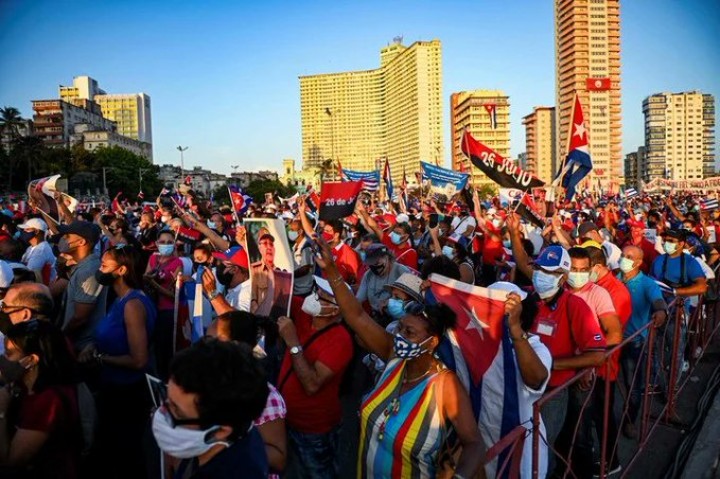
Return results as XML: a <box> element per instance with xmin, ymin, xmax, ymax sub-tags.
<box><xmin>358</xmin><ymin>358</ymin><xmax>450</xmax><ymax>478</ymax></box>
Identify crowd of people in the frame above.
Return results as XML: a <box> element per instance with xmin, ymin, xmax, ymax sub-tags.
<box><xmin>0</xmin><ymin>185</ymin><xmax>717</xmax><ymax>479</ymax></box>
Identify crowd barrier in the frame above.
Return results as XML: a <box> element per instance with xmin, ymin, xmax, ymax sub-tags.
<box><xmin>484</xmin><ymin>280</ymin><xmax>720</xmax><ymax>479</ymax></box>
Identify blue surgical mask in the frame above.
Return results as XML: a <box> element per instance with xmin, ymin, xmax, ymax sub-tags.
<box><xmin>442</xmin><ymin>245</ymin><xmax>455</xmax><ymax>260</ymax></box>
<box><xmin>532</xmin><ymin>270</ymin><xmax>563</xmax><ymax>299</ymax></box>
<box><xmin>359</xmin><ymin>250</ymin><xmax>367</xmax><ymax>262</ymax></box>
<box><xmin>503</xmin><ymin>239</ymin><xmax>512</xmax><ymax>248</ymax></box>
<box><xmin>393</xmin><ymin>333</ymin><xmax>432</xmax><ymax>360</ymax></box>
<box><xmin>158</xmin><ymin>244</ymin><xmax>175</xmax><ymax>256</ymax></box>
<box><xmin>390</xmin><ymin>232</ymin><xmax>404</xmax><ymax>245</ymax></box>
<box><xmin>207</xmin><ymin>221</ymin><xmax>217</xmax><ymax>230</ymax></box>
<box><xmin>387</xmin><ymin>298</ymin><xmax>407</xmax><ymax>319</ymax></box>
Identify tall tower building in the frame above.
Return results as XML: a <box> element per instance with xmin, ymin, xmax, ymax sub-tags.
<box><xmin>641</xmin><ymin>91</ymin><xmax>716</xmax><ymax>181</ymax></box>
<box><xmin>555</xmin><ymin>0</ymin><xmax>621</xmax><ymax>187</ymax></box>
<box><xmin>522</xmin><ymin>106</ymin><xmax>557</xmax><ymax>184</ymax></box>
<box><xmin>450</xmin><ymin>90</ymin><xmax>510</xmax><ymax>187</ymax></box>
<box><xmin>299</xmin><ymin>39</ymin><xmax>443</xmax><ymax>178</ymax></box>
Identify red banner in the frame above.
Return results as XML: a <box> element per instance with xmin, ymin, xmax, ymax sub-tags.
<box><xmin>586</xmin><ymin>77</ymin><xmax>611</xmax><ymax>91</ymax></box>
<box><xmin>319</xmin><ymin>181</ymin><xmax>363</xmax><ymax>221</ymax></box>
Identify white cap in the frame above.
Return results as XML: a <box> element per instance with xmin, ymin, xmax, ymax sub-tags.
<box><xmin>395</xmin><ymin>213</ymin><xmax>410</xmax><ymax>224</ymax></box>
<box><xmin>487</xmin><ymin>208</ymin><xmax>497</xmax><ymax>216</ymax></box>
<box><xmin>488</xmin><ymin>281</ymin><xmax>528</xmax><ymax>301</ymax></box>
<box><xmin>313</xmin><ymin>275</ymin><xmax>350</xmax><ymax>296</ymax></box>
<box><xmin>18</xmin><ymin>218</ymin><xmax>48</xmax><ymax>232</ymax></box>
<box><xmin>0</xmin><ymin>260</ymin><xmax>13</xmax><ymax>288</ymax></box>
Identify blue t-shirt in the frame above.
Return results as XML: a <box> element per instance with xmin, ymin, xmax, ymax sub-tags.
<box><xmin>650</xmin><ymin>253</ymin><xmax>704</xmax><ymax>288</ymax></box>
<box><xmin>622</xmin><ymin>272</ymin><xmax>664</xmax><ymax>342</ymax></box>
<box><xmin>95</xmin><ymin>289</ymin><xmax>157</xmax><ymax>385</ymax></box>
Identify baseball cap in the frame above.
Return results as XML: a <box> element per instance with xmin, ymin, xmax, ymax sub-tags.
<box><xmin>535</xmin><ymin>245</ymin><xmax>571</xmax><ymax>272</ymax></box>
<box><xmin>577</xmin><ymin>222</ymin><xmax>599</xmax><ymax>237</ymax></box>
<box><xmin>313</xmin><ymin>275</ymin><xmax>349</xmax><ymax>297</ymax></box>
<box><xmin>18</xmin><ymin>218</ymin><xmax>48</xmax><ymax>233</ymax></box>
<box><xmin>395</xmin><ymin>213</ymin><xmax>410</xmax><ymax>224</ymax></box>
<box><xmin>212</xmin><ymin>246</ymin><xmax>249</xmax><ymax>269</ymax></box>
<box><xmin>488</xmin><ymin>281</ymin><xmax>528</xmax><ymax>301</ymax></box>
<box><xmin>384</xmin><ymin>273</ymin><xmax>424</xmax><ymax>303</ymax></box>
<box><xmin>580</xmin><ymin>240</ymin><xmax>603</xmax><ymax>249</ymax></box>
<box><xmin>55</xmin><ymin>221</ymin><xmax>101</xmax><ymax>245</ymax></box>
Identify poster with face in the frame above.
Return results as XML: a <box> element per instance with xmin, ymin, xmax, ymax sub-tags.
<box><xmin>242</xmin><ymin>218</ymin><xmax>294</xmax><ymax>319</ymax></box>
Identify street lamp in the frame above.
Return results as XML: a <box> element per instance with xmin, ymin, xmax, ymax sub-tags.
<box><xmin>139</xmin><ymin>168</ymin><xmax>150</xmax><ymax>195</ymax></box>
<box><xmin>177</xmin><ymin>146</ymin><xmax>189</xmax><ymax>174</ymax></box>
<box><xmin>102</xmin><ymin>167</ymin><xmax>114</xmax><ymax>196</ymax></box>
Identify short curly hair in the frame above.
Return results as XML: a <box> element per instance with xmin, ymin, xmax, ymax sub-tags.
<box><xmin>170</xmin><ymin>339</ymin><xmax>269</xmax><ymax>439</ymax></box>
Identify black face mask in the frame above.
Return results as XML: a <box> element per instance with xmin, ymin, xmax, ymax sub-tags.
<box><xmin>216</xmin><ymin>266</ymin><xmax>235</xmax><ymax>287</ymax></box>
<box><xmin>369</xmin><ymin>261</ymin><xmax>386</xmax><ymax>276</ymax></box>
<box><xmin>648</xmin><ymin>221</ymin><xmax>658</xmax><ymax>229</ymax></box>
<box><xmin>19</xmin><ymin>231</ymin><xmax>35</xmax><ymax>243</ymax></box>
<box><xmin>0</xmin><ymin>310</ymin><xmax>12</xmax><ymax>335</ymax></box>
<box><xmin>94</xmin><ymin>269</ymin><xmax>117</xmax><ymax>286</ymax></box>
<box><xmin>0</xmin><ymin>355</ymin><xmax>26</xmax><ymax>384</ymax></box>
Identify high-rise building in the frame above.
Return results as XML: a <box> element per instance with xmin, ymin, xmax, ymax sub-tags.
<box><xmin>555</xmin><ymin>0</ymin><xmax>621</xmax><ymax>187</ymax></box>
<box><xmin>624</xmin><ymin>149</ymin><xmax>640</xmax><ymax>188</ymax></box>
<box><xmin>299</xmin><ymin>39</ymin><xmax>443</xmax><ymax>178</ymax></box>
<box><xmin>641</xmin><ymin>91</ymin><xmax>716</xmax><ymax>181</ymax></box>
<box><xmin>450</xmin><ymin>90</ymin><xmax>510</xmax><ymax>187</ymax></box>
<box><xmin>32</xmin><ymin>100</ymin><xmax>116</xmax><ymax>146</ymax></box>
<box><xmin>522</xmin><ymin>106</ymin><xmax>557</xmax><ymax>184</ymax></box>
<box><xmin>58</xmin><ymin>76</ymin><xmax>153</xmax><ymax>146</ymax></box>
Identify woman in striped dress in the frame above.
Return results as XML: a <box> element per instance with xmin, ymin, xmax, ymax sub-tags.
<box><xmin>316</xmin><ymin>239</ymin><xmax>485</xmax><ymax>479</ymax></box>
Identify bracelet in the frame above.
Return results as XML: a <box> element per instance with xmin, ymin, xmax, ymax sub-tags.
<box><xmin>208</xmin><ymin>290</ymin><xmax>221</xmax><ymax>301</ymax></box>
<box><xmin>329</xmin><ymin>276</ymin><xmax>344</xmax><ymax>286</ymax></box>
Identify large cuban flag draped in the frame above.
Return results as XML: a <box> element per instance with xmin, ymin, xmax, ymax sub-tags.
<box><xmin>421</xmin><ymin>162</ymin><xmax>469</xmax><ymax>198</ymax></box>
<box><xmin>557</xmin><ymin>94</ymin><xmax>592</xmax><ymax>201</ymax></box>
<box><xmin>429</xmin><ymin>274</ymin><xmax>521</xmax><ymax>479</ymax></box>
<box><xmin>341</xmin><ymin>169</ymin><xmax>380</xmax><ymax>192</ymax></box>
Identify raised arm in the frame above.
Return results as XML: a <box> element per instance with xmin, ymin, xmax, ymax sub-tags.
<box><xmin>181</xmin><ymin>211</ymin><xmax>230</xmax><ymax>251</ymax></box>
<box><xmin>297</xmin><ymin>197</ymin><xmax>316</xmax><ymax>238</ymax></box>
<box><xmin>356</xmin><ymin>201</ymin><xmax>384</xmax><ymax>240</ymax></box>
<box><xmin>506</xmin><ymin>213</ymin><xmax>533</xmax><ymax>280</ymax></box>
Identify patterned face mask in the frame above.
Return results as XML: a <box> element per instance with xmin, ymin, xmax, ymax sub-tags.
<box><xmin>392</xmin><ymin>333</ymin><xmax>432</xmax><ymax>360</ymax></box>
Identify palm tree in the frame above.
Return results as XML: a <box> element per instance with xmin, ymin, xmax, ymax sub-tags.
<box><xmin>0</xmin><ymin>106</ymin><xmax>26</xmax><ymax>190</ymax></box>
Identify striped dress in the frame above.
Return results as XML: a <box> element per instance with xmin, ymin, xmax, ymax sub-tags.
<box><xmin>358</xmin><ymin>358</ymin><xmax>449</xmax><ymax>478</ymax></box>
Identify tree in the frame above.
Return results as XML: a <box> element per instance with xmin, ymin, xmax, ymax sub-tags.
<box><xmin>94</xmin><ymin>146</ymin><xmax>161</xmax><ymax>198</ymax></box>
<box><xmin>0</xmin><ymin>106</ymin><xmax>26</xmax><ymax>190</ymax></box>
<box><xmin>244</xmin><ymin>179</ymin><xmax>296</xmax><ymax>204</ymax></box>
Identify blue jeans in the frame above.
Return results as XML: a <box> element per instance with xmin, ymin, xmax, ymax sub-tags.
<box><xmin>540</xmin><ymin>387</ymin><xmax>568</xmax><ymax>473</ymax></box>
<box><xmin>288</xmin><ymin>426</ymin><xmax>341</xmax><ymax>479</ymax></box>
<box><xmin>621</xmin><ymin>340</ymin><xmax>647</xmax><ymax>423</ymax></box>
<box><xmin>653</xmin><ymin>312</ymin><xmax>687</xmax><ymax>393</ymax></box>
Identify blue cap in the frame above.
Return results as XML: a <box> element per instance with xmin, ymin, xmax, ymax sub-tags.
<box><xmin>535</xmin><ymin>245</ymin><xmax>571</xmax><ymax>272</ymax></box>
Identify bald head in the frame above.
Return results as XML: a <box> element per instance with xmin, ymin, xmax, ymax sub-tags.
<box><xmin>623</xmin><ymin>245</ymin><xmax>643</xmax><ymax>261</ymax></box>
<box><xmin>4</xmin><ymin>282</ymin><xmax>54</xmax><ymax>322</ymax></box>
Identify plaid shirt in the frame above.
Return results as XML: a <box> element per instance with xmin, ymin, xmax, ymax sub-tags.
<box><xmin>254</xmin><ymin>383</ymin><xmax>286</xmax><ymax>426</ymax></box>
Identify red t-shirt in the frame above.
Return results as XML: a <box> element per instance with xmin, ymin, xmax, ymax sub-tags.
<box><xmin>382</xmin><ymin>235</ymin><xmax>418</xmax><ymax>270</ymax></box>
<box><xmin>279</xmin><ymin>300</ymin><xmax>353</xmax><ymax>434</ymax></box>
<box><xmin>596</xmin><ymin>273</ymin><xmax>632</xmax><ymax>380</ymax></box>
<box><xmin>325</xmin><ymin>242</ymin><xmax>361</xmax><ymax>285</ymax></box>
<box><xmin>16</xmin><ymin>385</ymin><xmax>80</xmax><ymax>479</ymax></box>
<box><xmin>532</xmin><ymin>291</ymin><xmax>607</xmax><ymax>387</ymax></box>
<box><xmin>481</xmin><ymin>236</ymin><xmax>506</xmax><ymax>266</ymax></box>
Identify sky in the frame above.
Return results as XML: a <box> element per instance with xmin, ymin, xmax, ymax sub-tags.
<box><xmin>1</xmin><ymin>0</ymin><xmax>719</xmax><ymax>175</ymax></box>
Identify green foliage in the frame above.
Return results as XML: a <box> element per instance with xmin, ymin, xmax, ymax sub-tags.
<box><xmin>243</xmin><ymin>179</ymin><xmax>296</xmax><ymax>203</ymax></box>
<box><xmin>211</xmin><ymin>182</ymin><xmax>230</xmax><ymax>205</ymax></box>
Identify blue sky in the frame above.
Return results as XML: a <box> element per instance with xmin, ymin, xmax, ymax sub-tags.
<box><xmin>1</xmin><ymin>0</ymin><xmax>718</xmax><ymax>175</ymax></box>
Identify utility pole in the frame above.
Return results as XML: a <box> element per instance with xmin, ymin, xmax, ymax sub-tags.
<box><xmin>102</xmin><ymin>167</ymin><xmax>113</xmax><ymax>196</ymax></box>
<box><xmin>177</xmin><ymin>146</ymin><xmax>189</xmax><ymax>174</ymax></box>
<box><xmin>139</xmin><ymin>168</ymin><xmax>149</xmax><ymax>195</ymax></box>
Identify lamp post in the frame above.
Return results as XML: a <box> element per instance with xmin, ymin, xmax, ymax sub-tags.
<box><xmin>102</xmin><ymin>167</ymin><xmax>114</xmax><ymax>196</ymax></box>
<box><xmin>139</xmin><ymin>168</ymin><xmax>150</xmax><ymax>195</ymax></box>
<box><xmin>177</xmin><ymin>146</ymin><xmax>189</xmax><ymax>174</ymax></box>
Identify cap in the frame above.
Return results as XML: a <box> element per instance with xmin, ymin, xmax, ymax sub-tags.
<box><xmin>364</xmin><ymin>243</ymin><xmax>390</xmax><ymax>265</ymax></box>
<box><xmin>488</xmin><ymin>281</ymin><xmax>528</xmax><ymax>301</ymax></box>
<box><xmin>18</xmin><ymin>218</ymin><xmax>48</xmax><ymax>233</ymax></box>
<box><xmin>55</xmin><ymin>221</ymin><xmax>101</xmax><ymax>245</ymax></box>
<box><xmin>395</xmin><ymin>213</ymin><xmax>410</xmax><ymax>224</ymax></box>
<box><xmin>212</xmin><ymin>246</ymin><xmax>249</xmax><ymax>269</ymax></box>
<box><xmin>383</xmin><ymin>273</ymin><xmax>424</xmax><ymax>303</ymax></box>
<box><xmin>577</xmin><ymin>222</ymin><xmax>599</xmax><ymax>238</ymax></box>
<box><xmin>535</xmin><ymin>245</ymin><xmax>571</xmax><ymax>272</ymax></box>
<box><xmin>0</xmin><ymin>260</ymin><xmax>13</xmax><ymax>288</ymax></box>
<box><xmin>580</xmin><ymin>240</ymin><xmax>603</xmax><ymax>249</ymax></box>
<box><xmin>312</xmin><ymin>275</ymin><xmax>349</xmax><ymax>296</ymax></box>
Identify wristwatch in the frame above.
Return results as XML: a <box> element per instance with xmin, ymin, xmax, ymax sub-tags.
<box><xmin>208</xmin><ymin>290</ymin><xmax>221</xmax><ymax>301</ymax></box>
<box><xmin>511</xmin><ymin>332</ymin><xmax>529</xmax><ymax>342</ymax></box>
<box><xmin>290</xmin><ymin>345</ymin><xmax>303</xmax><ymax>355</ymax></box>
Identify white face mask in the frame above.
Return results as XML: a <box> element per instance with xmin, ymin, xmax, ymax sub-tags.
<box><xmin>301</xmin><ymin>294</ymin><xmax>322</xmax><ymax>317</ymax></box>
<box><xmin>151</xmin><ymin>408</ymin><xmax>230</xmax><ymax>459</ymax></box>
<box><xmin>441</xmin><ymin>245</ymin><xmax>455</xmax><ymax>260</ymax></box>
<box><xmin>567</xmin><ymin>271</ymin><xmax>590</xmax><ymax>289</ymax></box>
<box><xmin>287</xmin><ymin>230</ymin><xmax>299</xmax><ymax>242</ymax></box>
<box><xmin>619</xmin><ymin>257</ymin><xmax>636</xmax><ymax>274</ymax></box>
<box><xmin>532</xmin><ymin>270</ymin><xmax>563</xmax><ymax>299</ymax></box>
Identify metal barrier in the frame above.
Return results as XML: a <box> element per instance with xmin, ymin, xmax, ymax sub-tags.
<box><xmin>483</xmin><ymin>283</ymin><xmax>720</xmax><ymax>479</ymax></box>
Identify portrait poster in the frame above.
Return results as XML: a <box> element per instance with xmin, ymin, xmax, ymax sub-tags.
<box><xmin>242</xmin><ymin>218</ymin><xmax>294</xmax><ymax>319</ymax></box>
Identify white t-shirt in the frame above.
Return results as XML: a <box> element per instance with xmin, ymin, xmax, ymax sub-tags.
<box><xmin>226</xmin><ymin>278</ymin><xmax>251</xmax><ymax>312</ymax></box>
<box><xmin>451</xmin><ymin>215</ymin><xmax>477</xmax><ymax>236</ymax></box>
<box><xmin>21</xmin><ymin>241</ymin><xmax>57</xmax><ymax>283</ymax></box>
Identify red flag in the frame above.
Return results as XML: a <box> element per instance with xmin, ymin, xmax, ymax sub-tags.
<box><xmin>111</xmin><ymin>192</ymin><xmax>123</xmax><ymax>215</ymax></box>
<box><xmin>177</xmin><ymin>226</ymin><xmax>202</xmax><ymax>242</ymax></box>
<box><xmin>319</xmin><ymin>181</ymin><xmax>363</xmax><ymax>221</ymax></box>
<box><xmin>586</xmin><ymin>77</ymin><xmax>611</xmax><ymax>91</ymax></box>
<box><xmin>337</xmin><ymin>160</ymin><xmax>343</xmax><ymax>179</ymax></box>
<box><xmin>429</xmin><ymin>274</ymin><xmax>507</xmax><ymax>384</ymax></box>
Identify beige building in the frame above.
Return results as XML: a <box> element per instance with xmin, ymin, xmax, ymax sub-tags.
<box><xmin>59</xmin><ymin>75</ymin><xmax>153</xmax><ymax>146</ymax></box>
<box><xmin>299</xmin><ymin>38</ymin><xmax>443</xmax><ymax>180</ymax></box>
<box><xmin>451</xmin><ymin>90</ymin><xmax>510</xmax><ymax>187</ymax></box>
<box><xmin>281</xmin><ymin>158</ymin><xmax>322</xmax><ymax>191</ymax></box>
<box><xmin>522</xmin><ymin>107</ymin><xmax>557</xmax><ymax>184</ymax></box>
<box><xmin>32</xmin><ymin>99</ymin><xmax>116</xmax><ymax>147</ymax></box>
<box><xmin>641</xmin><ymin>91</ymin><xmax>716</xmax><ymax>181</ymax></box>
<box><xmin>555</xmin><ymin>0</ymin><xmax>621</xmax><ymax>188</ymax></box>
<box><xmin>73</xmin><ymin>124</ymin><xmax>152</xmax><ymax>160</ymax></box>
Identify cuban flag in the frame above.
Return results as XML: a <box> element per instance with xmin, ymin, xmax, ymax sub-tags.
<box><xmin>383</xmin><ymin>158</ymin><xmax>394</xmax><ymax>200</ymax></box>
<box><xmin>228</xmin><ymin>184</ymin><xmax>252</xmax><ymax>217</ymax></box>
<box><xmin>429</xmin><ymin>274</ymin><xmax>528</xmax><ymax>479</ymax></box>
<box><xmin>485</xmin><ymin>104</ymin><xmax>498</xmax><ymax>129</ymax></box>
<box><xmin>184</xmin><ymin>267</ymin><xmax>205</xmax><ymax>343</ymax></box>
<box><xmin>701</xmin><ymin>198</ymin><xmax>719</xmax><ymax>211</ymax></box>
<box><xmin>341</xmin><ymin>169</ymin><xmax>381</xmax><ymax>192</ymax></box>
<box><xmin>557</xmin><ymin>94</ymin><xmax>592</xmax><ymax>201</ymax></box>
<box><xmin>625</xmin><ymin>187</ymin><xmax>639</xmax><ymax>199</ymax></box>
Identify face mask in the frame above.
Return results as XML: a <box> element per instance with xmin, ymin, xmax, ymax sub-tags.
<box><xmin>216</xmin><ymin>267</ymin><xmax>235</xmax><ymax>287</ymax></box>
<box><xmin>58</xmin><ymin>237</ymin><xmax>80</xmax><ymax>254</ymax></box>
<box><xmin>207</xmin><ymin>221</ymin><xmax>217</xmax><ymax>230</ymax></box>
<box><xmin>589</xmin><ymin>269</ymin><xmax>599</xmax><ymax>283</ymax></box>
<box><xmin>151</xmin><ymin>408</ymin><xmax>230</xmax><ymax>459</ymax></box>
<box><xmin>321</xmin><ymin>231</ymin><xmax>335</xmax><ymax>243</ymax></box>
<box><xmin>369</xmin><ymin>261</ymin><xmax>386</xmax><ymax>276</ymax></box>
<box><xmin>393</xmin><ymin>333</ymin><xmax>433</xmax><ymax>360</ymax></box>
<box><xmin>664</xmin><ymin>241</ymin><xmax>678</xmax><ymax>255</ymax></box>
<box><xmin>492</xmin><ymin>219</ymin><xmax>502</xmax><ymax>229</ymax></box>
<box><xmin>648</xmin><ymin>221</ymin><xmax>658</xmax><ymax>229</ymax></box>
<box><xmin>390</xmin><ymin>232</ymin><xmax>404</xmax><ymax>245</ymax></box>
<box><xmin>438</xmin><ymin>229</ymin><xmax>445</xmax><ymax>237</ymax></box>
<box><xmin>192</xmin><ymin>261</ymin><xmax>207</xmax><ymax>272</ymax></box>
<box><xmin>158</xmin><ymin>244</ymin><xmax>175</xmax><ymax>256</ymax></box>
<box><xmin>532</xmin><ymin>270</ymin><xmax>562</xmax><ymax>299</ymax></box>
<box><xmin>94</xmin><ymin>269</ymin><xmax>117</xmax><ymax>286</ymax></box>
<box><xmin>567</xmin><ymin>271</ymin><xmax>590</xmax><ymax>289</ymax></box>
<box><xmin>442</xmin><ymin>245</ymin><xmax>455</xmax><ymax>260</ymax></box>
<box><xmin>502</xmin><ymin>239</ymin><xmax>512</xmax><ymax>248</ymax></box>
<box><xmin>161</xmin><ymin>216</ymin><xmax>171</xmax><ymax>224</ymax></box>
<box><xmin>19</xmin><ymin>231</ymin><xmax>35</xmax><ymax>243</ymax></box>
<box><xmin>387</xmin><ymin>298</ymin><xmax>407</xmax><ymax>319</ymax></box>
<box><xmin>0</xmin><ymin>355</ymin><xmax>27</xmax><ymax>383</ymax></box>
<box><xmin>620</xmin><ymin>257</ymin><xmax>636</xmax><ymax>274</ymax></box>
<box><xmin>301</xmin><ymin>294</ymin><xmax>335</xmax><ymax>318</ymax></box>
<box><xmin>359</xmin><ymin>250</ymin><xmax>367</xmax><ymax>262</ymax></box>
<box><xmin>287</xmin><ymin>230</ymin><xmax>299</xmax><ymax>242</ymax></box>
